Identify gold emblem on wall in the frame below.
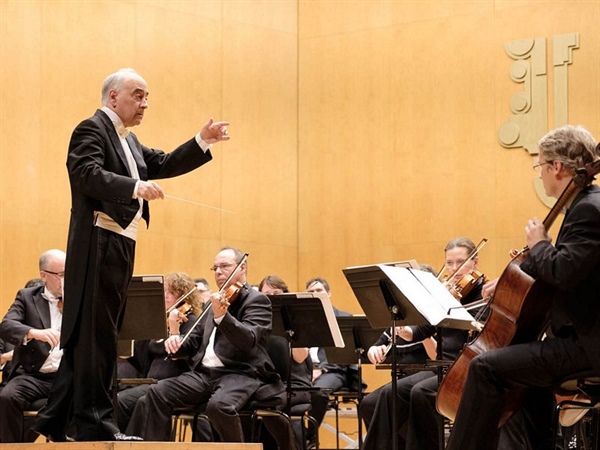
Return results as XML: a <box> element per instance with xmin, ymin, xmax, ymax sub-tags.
<box><xmin>498</xmin><ymin>33</ymin><xmax>579</xmax><ymax>207</ymax></box>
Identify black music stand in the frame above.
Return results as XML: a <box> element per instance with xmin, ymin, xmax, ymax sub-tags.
<box><xmin>268</xmin><ymin>292</ymin><xmax>345</xmax><ymax>413</ymax></box>
<box><xmin>324</xmin><ymin>315</ymin><xmax>387</xmax><ymax>449</ymax></box>
<box><xmin>114</xmin><ymin>275</ymin><xmax>167</xmax><ymax>404</ymax></box>
<box><xmin>343</xmin><ymin>263</ymin><xmax>477</xmax><ymax>450</ymax></box>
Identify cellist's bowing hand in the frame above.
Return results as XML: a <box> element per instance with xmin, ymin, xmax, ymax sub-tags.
<box><xmin>164</xmin><ymin>334</ymin><xmax>182</xmax><ymax>356</ymax></box>
<box><xmin>482</xmin><ymin>278</ymin><xmax>498</xmax><ymax>300</ymax></box>
<box><xmin>210</xmin><ymin>292</ymin><xmax>229</xmax><ymax>319</ymax></box>
<box><xmin>525</xmin><ymin>217</ymin><xmax>551</xmax><ymax>249</ymax></box>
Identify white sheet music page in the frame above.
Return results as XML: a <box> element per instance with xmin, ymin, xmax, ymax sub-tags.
<box><xmin>305</xmin><ymin>291</ymin><xmax>346</xmax><ymax>348</ymax></box>
<box><xmin>379</xmin><ymin>266</ymin><xmax>476</xmax><ymax>330</ymax></box>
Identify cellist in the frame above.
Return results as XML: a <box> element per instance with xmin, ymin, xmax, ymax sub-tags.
<box><xmin>447</xmin><ymin>125</ymin><xmax>600</xmax><ymax>450</ymax></box>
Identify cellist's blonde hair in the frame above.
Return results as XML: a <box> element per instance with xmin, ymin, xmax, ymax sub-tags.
<box><xmin>538</xmin><ymin>125</ymin><xmax>599</xmax><ymax>176</ymax></box>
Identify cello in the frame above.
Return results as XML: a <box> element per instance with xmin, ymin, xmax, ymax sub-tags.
<box><xmin>436</xmin><ymin>159</ymin><xmax>600</xmax><ymax>426</ymax></box>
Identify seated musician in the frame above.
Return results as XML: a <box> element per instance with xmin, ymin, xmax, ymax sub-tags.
<box><xmin>126</xmin><ymin>247</ymin><xmax>285</xmax><ymax>442</ymax></box>
<box><xmin>0</xmin><ymin>249</ymin><xmax>66</xmax><ymax>443</ymax></box>
<box><xmin>116</xmin><ymin>272</ymin><xmax>202</xmax><ymax>434</ymax></box>
<box><xmin>304</xmin><ymin>277</ymin><xmax>365</xmax><ymax>444</ymax></box>
<box><xmin>361</xmin><ymin>237</ymin><xmax>484</xmax><ymax>450</ymax></box>
<box><xmin>259</xmin><ymin>275</ymin><xmax>313</xmax><ymax>450</ymax></box>
<box><xmin>447</xmin><ymin>125</ymin><xmax>600</xmax><ymax>450</ymax></box>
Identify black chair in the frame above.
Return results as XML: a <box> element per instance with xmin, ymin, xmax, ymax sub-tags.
<box><xmin>251</xmin><ymin>335</ymin><xmax>319</xmax><ymax>450</ymax></box>
<box><xmin>22</xmin><ymin>397</ymin><xmax>48</xmax><ymax>441</ymax></box>
<box><xmin>553</xmin><ymin>373</ymin><xmax>600</xmax><ymax>450</ymax></box>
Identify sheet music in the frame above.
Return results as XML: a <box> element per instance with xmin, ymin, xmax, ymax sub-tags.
<box><xmin>379</xmin><ymin>265</ymin><xmax>476</xmax><ymax>330</ymax></box>
<box><xmin>268</xmin><ymin>292</ymin><xmax>346</xmax><ymax>348</ymax></box>
<box><xmin>299</xmin><ymin>292</ymin><xmax>345</xmax><ymax>348</ymax></box>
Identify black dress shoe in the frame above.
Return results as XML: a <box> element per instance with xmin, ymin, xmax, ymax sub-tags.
<box><xmin>32</xmin><ymin>428</ymin><xmax>74</xmax><ymax>443</ymax></box>
<box><xmin>49</xmin><ymin>434</ymin><xmax>75</xmax><ymax>442</ymax></box>
<box><xmin>111</xmin><ymin>432</ymin><xmax>143</xmax><ymax>441</ymax></box>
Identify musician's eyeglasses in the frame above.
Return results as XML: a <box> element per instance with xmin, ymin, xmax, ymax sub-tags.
<box><xmin>210</xmin><ymin>263</ymin><xmax>235</xmax><ymax>272</ymax></box>
<box><xmin>533</xmin><ymin>160</ymin><xmax>552</xmax><ymax>172</ymax></box>
<box><xmin>43</xmin><ymin>269</ymin><xmax>65</xmax><ymax>279</ymax></box>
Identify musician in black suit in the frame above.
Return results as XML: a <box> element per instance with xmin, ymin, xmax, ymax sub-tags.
<box><xmin>0</xmin><ymin>249</ymin><xmax>66</xmax><ymax>443</ymax></box>
<box><xmin>126</xmin><ymin>247</ymin><xmax>285</xmax><ymax>442</ymax></box>
<box><xmin>116</xmin><ymin>271</ymin><xmax>202</xmax><ymax>432</ymax></box>
<box><xmin>0</xmin><ymin>338</ymin><xmax>13</xmax><ymax>392</ymax></box>
<box><xmin>447</xmin><ymin>125</ymin><xmax>600</xmax><ymax>450</ymax></box>
<box><xmin>33</xmin><ymin>68</ymin><xmax>230</xmax><ymax>442</ymax></box>
<box><xmin>304</xmin><ymin>277</ymin><xmax>363</xmax><ymax>444</ymax></box>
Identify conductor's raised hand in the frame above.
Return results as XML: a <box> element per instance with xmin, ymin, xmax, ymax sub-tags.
<box><xmin>137</xmin><ymin>181</ymin><xmax>164</xmax><ymax>201</ymax></box>
<box><xmin>200</xmin><ymin>118</ymin><xmax>231</xmax><ymax>144</ymax></box>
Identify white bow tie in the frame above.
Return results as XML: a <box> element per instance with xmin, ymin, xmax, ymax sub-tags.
<box><xmin>116</xmin><ymin>123</ymin><xmax>130</xmax><ymax>139</ymax></box>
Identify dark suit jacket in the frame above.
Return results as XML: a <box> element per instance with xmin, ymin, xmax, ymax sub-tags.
<box><xmin>0</xmin><ymin>285</ymin><xmax>53</xmax><ymax>380</ymax></box>
<box><xmin>521</xmin><ymin>184</ymin><xmax>600</xmax><ymax>374</ymax></box>
<box><xmin>0</xmin><ymin>338</ymin><xmax>14</xmax><ymax>386</ymax></box>
<box><xmin>62</xmin><ymin>109</ymin><xmax>212</xmax><ymax>348</ymax></box>
<box><xmin>176</xmin><ymin>283</ymin><xmax>282</xmax><ymax>395</ymax></box>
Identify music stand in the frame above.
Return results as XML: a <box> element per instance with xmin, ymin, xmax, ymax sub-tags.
<box><xmin>114</xmin><ymin>275</ymin><xmax>167</xmax><ymax>405</ymax></box>
<box><xmin>343</xmin><ymin>263</ymin><xmax>477</xmax><ymax>450</ymax></box>
<box><xmin>268</xmin><ymin>292</ymin><xmax>345</xmax><ymax>413</ymax></box>
<box><xmin>324</xmin><ymin>315</ymin><xmax>386</xmax><ymax>449</ymax></box>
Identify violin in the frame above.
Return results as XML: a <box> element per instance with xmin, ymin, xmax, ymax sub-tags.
<box><xmin>440</xmin><ymin>238</ymin><xmax>488</xmax><ymax>302</ymax></box>
<box><xmin>175</xmin><ymin>253</ymin><xmax>249</xmax><ymax>349</ymax></box>
<box><xmin>166</xmin><ymin>286</ymin><xmax>198</xmax><ymax>324</ymax></box>
<box><xmin>218</xmin><ymin>281</ymin><xmax>243</xmax><ymax>308</ymax></box>
<box><xmin>447</xmin><ymin>268</ymin><xmax>488</xmax><ymax>301</ymax></box>
<box><xmin>173</xmin><ymin>302</ymin><xmax>193</xmax><ymax>323</ymax></box>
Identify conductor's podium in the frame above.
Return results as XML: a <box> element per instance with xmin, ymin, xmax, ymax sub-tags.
<box><xmin>1</xmin><ymin>443</ymin><xmax>262</xmax><ymax>450</ymax></box>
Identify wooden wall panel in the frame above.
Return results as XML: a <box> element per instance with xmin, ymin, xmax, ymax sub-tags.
<box><xmin>1</xmin><ymin>1</ymin><xmax>46</xmax><ymax>299</ymax></box>
<box><xmin>298</xmin><ymin>0</ymin><xmax>600</xmax><ymax>317</ymax></box>
<box><xmin>0</xmin><ymin>0</ymin><xmax>298</xmax><ymax>311</ymax></box>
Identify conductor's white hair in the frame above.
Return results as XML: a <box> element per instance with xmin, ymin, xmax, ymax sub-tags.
<box><xmin>101</xmin><ymin>68</ymin><xmax>139</xmax><ymax>105</ymax></box>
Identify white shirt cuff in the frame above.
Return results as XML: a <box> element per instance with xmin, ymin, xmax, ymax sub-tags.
<box><xmin>195</xmin><ymin>133</ymin><xmax>213</xmax><ymax>152</ymax></box>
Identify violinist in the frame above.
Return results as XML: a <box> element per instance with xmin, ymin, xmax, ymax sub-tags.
<box><xmin>361</xmin><ymin>237</ymin><xmax>484</xmax><ymax>450</ymax></box>
<box><xmin>447</xmin><ymin>125</ymin><xmax>600</xmax><ymax>450</ymax></box>
<box><xmin>116</xmin><ymin>272</ymin><xmax>201</xmax><ymax>433</ymax></box>
<box><xmin>126</xmin><ymin>247</ymin><xmax>284</xmax><ymax>442</ymax></box>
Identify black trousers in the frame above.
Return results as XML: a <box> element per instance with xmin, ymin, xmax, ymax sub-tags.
<box><xmin>446</xmin><ymin>336</ymin><xmax>590</xmax><ymax>450</ymax></box>
<box><xmin>0</xmin><ymin>373</ymin><xmax>54</xmax><ymax>442</ymax></box>
<box><xmin>34</xmin><ymin>228</ymin><xmax>135</xmax><ymax>440</ymax></box>
<box><xmin>126</xmin><ymin>369</ymin><xmax>262</xmax><ymax>442</ymax></box>
<box><xmin>361</xmin><ymin>370</ymin><xmax>434</xmax><ymax>450</ymax></box>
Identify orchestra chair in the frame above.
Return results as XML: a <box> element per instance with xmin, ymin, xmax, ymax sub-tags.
<box><xmin>22</xmin><ymin>397</ymin><xmax>48</xmax><ymax>441</ymax></box>
<box><xmin>171</xmin><ymin>405</ymin><xmax>212</xmax><ymax>442</ymax></box>
<box><xmin>327</xmin><ymin>388</ymin><xmax>361</xmax><ymax>450</ymax></box>
<box><xmin>250</xmin><ymin>335</ymin><xmax>319</xmax><ymax>450</ymax></box>
<box><xmin>553</xmin><ymin>372</ymin><xmax>600</xmax><ymax>450</ymax></box>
